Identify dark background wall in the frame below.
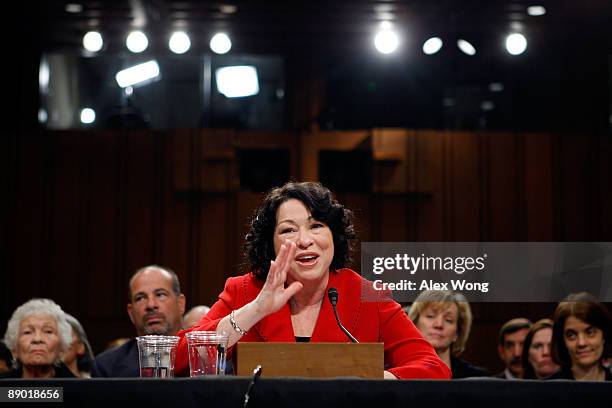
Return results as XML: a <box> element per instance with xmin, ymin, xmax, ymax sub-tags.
<box><xmin>2</xmin><ymin>128</ymin><xmax>611</xmax><ymax>372</ymax></box>
<box><xmin>2</xmin><ymin>0</ymin><xmax>612</xmax><ymax>376</ymax></box>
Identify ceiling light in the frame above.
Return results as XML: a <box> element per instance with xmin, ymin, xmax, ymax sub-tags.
<box><xmin>80</xmin><ymin>108</ymin><xmax>96</xmax><ymax>124</ymax></box>
<box><xmin>65</xmin><ymin>3</ymin><xmax>83</xmax><ymax>13</ymax></box>
<box><xmin>423</xmin><ymin>37</ymin><xmax>443</xmax><ymax>55</ymax></box>
<box><xmin>115</xmin><ymin>60</ymin><xmax>160</xmax><ymax>88</ymax></box>
<box><xmin>489</xmin><ymin>83</ymin><xmax>504</xmax><ymax>92</ymax></box>
<box><xmin>215</xmin><ymin>66</ymin><xmax>259</xmax><ymax>98</ymax></box>
<box><xmin>83</xmin><ymin>31</ymin><xmax>104</xmax><ymax>52</ymax></box>
<box><xmin>210</xmin><ymin>33</ymin><xmax>232</xmax><ymax>54</ymax></box>
<box><xmin>220</xmin><ymin>5</ymin><xmax>238</xmax><ymax>14</ymax></box>
<box><xmin>374</xmin><ymin>30</ymin><xmax>399</xmax><ymax>54</ymax></box>
<box><xmin>169</xmin><ymin>31</ymin><xmax>191</xmax><ymax>54</ymax></box>
<box><xmin>457</xmin><ymin>39</ymin><xmax>476</xmax><ymax>56</ymax></box>
<box><xmin>527</xmin><ymin>5</ymin><xmax>546</xmax><ymax>16</ymax></box>
<box><xmin>480</xmin><ymin>101</ymin><xmax>495</xmax><ymax>111</ymax></box>
<box><xmin>39</xmin><ymin>58</ymin><xmax>50</xmax><ymax>93</ymax></box>
<box><xmin>38</xmin><ymin>109</ymin><xmax>48</xmax><ymax>124</ymax></box>
<box><xmin>505</xmin><ymin>33</ymin><xmax>527</xmax><ymax>55</ymax></box>
<box><xmin>126</xmin><ymin>31</ymin><xmax>149</xmax><ymax>53</ymax></box>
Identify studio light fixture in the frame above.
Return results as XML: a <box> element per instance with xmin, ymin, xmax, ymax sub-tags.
<box><xmin>215</xmin><ymin>65</ymin><xmax>259</xmax><ymax>98</ymax></box>
<box><xmin>83</xmin><ymin>31</ymin><xmax>104</xmax><ymax>52</ymax></box>
<box><xmin>374</xmin><ymin>22</ymin><xmax>399</xmax><ymax>54</ymax></box>
<box><xmin>457</xmin><ymin>39</ymin><xmax>476</xmax><ymax>56</ymax></box>
<box><xmin>505</xmin><ymin>33</ymin><xmax>527</xmax><ymax>55</ymax></box>
<box><xmin>527</xmin><ymin>5</ymin><xmax>546</xmax><ymax>16</ymax></box>
<box><xmin>80</xmin><ymin>108</ymin><xmax>96</xmax><ymax>124</ymax></box>
<box><xmin>169</xmin><ymin>31</ymin><xmax>191</xmax><ymax>54</ymax></box>
<box><xmin>38</xmin><ymin>108</ymin><xmax>48</xmax><ymax>124</ymax></box>
<box><xmin>210</xmin><ymin>33</ymin><xmax>232</xmax><ymax>54</ymax></box>
<box><xmin>115</xmin><ymin>60</ymin><xmax>160</xmax><ymax>88</ymax></box>
<box><xmin>126</xmin><ymin>30</ymin><xmax>149</xmax><ymax>53</ymax></box>
<box><xmin>65</xmin><ymin>3</ymin><xmax>83</xmax><ymax>13</ymax></box>
<box><xmin>423</xmin><ymin>37</ymin><xmax>443</xmax><ymax>55</ymax></box>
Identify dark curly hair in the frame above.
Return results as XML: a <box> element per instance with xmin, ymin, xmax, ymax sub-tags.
<box><xmin>244</xmin><ymin>181</ymin><xmax>356</xmax><ymax>280</ymax></box>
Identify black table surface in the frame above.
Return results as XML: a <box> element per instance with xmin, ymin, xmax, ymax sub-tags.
<box><xmin>1</xmin><ymin>377</ymin><xmax>610</xmax><ymax>408</ymax></box>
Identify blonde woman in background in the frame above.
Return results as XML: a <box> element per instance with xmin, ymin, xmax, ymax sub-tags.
<box><xmin>410</xmin><ymin>290</ymin><xmax>489</xmax><ymax>378</ymax></box>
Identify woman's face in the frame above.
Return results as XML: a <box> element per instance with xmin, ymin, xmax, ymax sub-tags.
<box><xmin>274</xmin><ymin>199</ymin><xmax>334</xmax><ymax>284</ymax></box>
<box><xmin>415</xmin><ymin>303</ymin><xmax>459</xmax><ymax>353</ymax></box>
<box><xmin>15</xmin><ymin>315</ymin><xmax>62</xmax><ymax>368</ymax></box>
<box><xmin>563</xmin><ymin>315</ymin><xmax>605</xmax><ymax>370</ymax></box>
<box><xmin>528</xmin><ymin>327</ymin><xmax>559</xmax><ymax>378</ymax></box>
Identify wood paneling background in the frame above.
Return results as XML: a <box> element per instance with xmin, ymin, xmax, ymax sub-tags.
<box><xmin>1</xmin><ymin>128</ymin><xmax>610</xmax><ymax>373</ymax></box>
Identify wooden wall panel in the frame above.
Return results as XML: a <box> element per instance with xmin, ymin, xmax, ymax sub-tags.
<box><xmin>84</xmin><ymin>131</ymin><xmax>122</xmax><ymax>319</ymax></box>
<box><xmin>559</xmin><ymin>135</ymin><xmax>595</xmax><ymax>240</ymax></box>
<box><xmin>162</xmin><ymin>130</ymin><xmax>193</xmax><ymax>282</ymax></box>
<box><xmin>124</xmin><ymin>131</ymin><xmax>158</xmax><ymax>273</ymax></box>
<box><xmin>47</xmin><ymin>132</ymin><xmax>85</xmax><ymax>315</ymax></box>
<box><xmin>598</xmin><ymin>136</ymin><xmax>612</xmax><ymax>239</ymax></box>
<box><xmin>447</xmin><ymin>132</ymin><xmax>482</xmax><ymax>241</ymax></box>
<box><xmin>375</xmin><ymin>197</ymin><xmax>410</xmax><ymax>242</ymax></box>
<box><xmin>194</xmin><ymin>196</ymin><xmax>236</xmax><ymax>306</ymax></box>
<box><xmin>414</xmin><ymin>130</ymin><xmax>446</xmax><ymax>241</ymax></box>
<box><xmin>9</xmin><ymin>134</ymin><xmax>48</xmax><ymax>309</ymax></box>
<box><xmin>523</xmin><ymin>133</ymin><xmax>554</xmax><ymax>240</ymax></box>
<box><xmin>485</xmin><ymin>132</ymin><xmax>519</xmax><ymax>240</ymax></box>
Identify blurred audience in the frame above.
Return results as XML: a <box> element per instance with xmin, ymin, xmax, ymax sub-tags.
<box><xmin>493</xmin><ymin>317</ymin><xmax>532</xmax><ymax>379</ymax></box>
<box><xmin>409</xmin><ymin>290</ymin><xmax>489</xmax><ymax>378</ymax></box>
<box><xmin>549</xmin><ymin>292</ymin><xmax>612</xmax><ymax>381</ymax></box>
<box><xmin>62</xmin><ymin>314</ymin><xmax>94</xmax><ymax>378</ymax></box>
<box><xmin>1</xmin><ymin>298</ymin><xmax>74</xmax><ymax>378</ymax></box>
<box><xmin>0</xmin><ymin>341</ymin><xmax>13</xmax><ymax>374</ymax></box>
<box><xmin>91</xmin><ymin>265</ymin><xmax>186</xmax><ymax>377</ymax></box>
<box><xmin>182</xmin><ymin>305</ymin><xmax>210</xmax><ymax>329</ymax></box>
<box><xmin>521</xmin><ymin>319</ymin><xmax>560</xmax><ymax>379</ymax></box>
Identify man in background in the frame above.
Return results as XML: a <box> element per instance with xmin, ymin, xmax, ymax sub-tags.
<box><xmin>493</xmin><ymin>318</ymin><xmax>532</xmax><ymax>379</ymax></box>
<box><xmin>92</xmin><ymin>265</ymin><xmax>186</xmax><ymax>377</ymax></box>
<box><xmin>183</xmin><ymin>305</ymin><xmax>210</xmax><ymax>329</ymax></box>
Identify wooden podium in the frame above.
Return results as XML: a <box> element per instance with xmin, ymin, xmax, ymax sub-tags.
<box><xmin>236</xmin><ymin>342</ymin><xmax>383</xmax><ymax>379</ymax></box>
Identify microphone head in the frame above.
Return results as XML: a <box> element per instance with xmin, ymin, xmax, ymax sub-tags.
<box><xmin>328</xmin><ymin>287</ymin><xmax>338</xmax><ymax>305</ymax></box>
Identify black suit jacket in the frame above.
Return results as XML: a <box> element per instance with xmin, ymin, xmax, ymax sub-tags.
<box><xmin>92</xmin><ymin>338</ymin><xmax>139</xmax><ymax>378</ymax></box>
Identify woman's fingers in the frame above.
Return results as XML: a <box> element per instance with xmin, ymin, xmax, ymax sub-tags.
<box><xmin>278</xmin><ymin>241</ymin><xmax>295</xmax><ymax>282</ymax></box>
<box><xmin>268</xmin><ymin>244</ymin><xmax>286</xmax><ymax>285</ymax></box>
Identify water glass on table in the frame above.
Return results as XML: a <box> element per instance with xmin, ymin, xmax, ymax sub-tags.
<box><xmin>136</xmin><ymin>335</ymin><xmax>180</xmax><ymax>378</ymax></box>
<box><xmin>186</xmin><ymin>331</ymin><xmax>229</xmax><ymax>376</ymax></box>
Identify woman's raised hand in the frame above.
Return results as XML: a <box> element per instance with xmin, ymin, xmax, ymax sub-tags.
<box><xmin>254</xmin><ymin>241</ymin><xmax>303</xmax><ymax>316</ymax></box>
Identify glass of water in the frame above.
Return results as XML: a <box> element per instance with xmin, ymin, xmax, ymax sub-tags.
<box><xmin>185</xmin><ymin>331</ymin><xmax>229</xmax><ymax>376</ymax></box>
<box><xmin>136</xmin><ymin>335</ymin><xmax>180</xmax><ymax>378</ymax></box>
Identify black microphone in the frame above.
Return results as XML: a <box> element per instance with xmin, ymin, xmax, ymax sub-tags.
<box><xmin>243</xmin><ymin>365</ymin><xmax>262</xmax><ymax>408</ymax></box>
<box><xmin>327</xmin><ymin>287</ymin><xmax>359</xmax><ymax>343</ymax></box>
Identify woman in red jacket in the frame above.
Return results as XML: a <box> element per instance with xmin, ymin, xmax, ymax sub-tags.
<box><xmin>175</xmin><ymin>181</ymin><xmax>450</xmax><ymax>380</ymax></box>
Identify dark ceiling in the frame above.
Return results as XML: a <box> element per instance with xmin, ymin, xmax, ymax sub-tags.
<box><xmin>38</xmin><ymin>0</ymin><xmax>612</xmax><ymax>56</ymax></box>
<box><xmin>17</xmin><ymin>1</ymin><xmax>612</xmax><ymax>132</ymax></box>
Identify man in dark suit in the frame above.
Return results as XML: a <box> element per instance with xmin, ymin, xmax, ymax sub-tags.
<box><xmin>92</xmin><ymin>265</ymin><xmax>186</xmax><ymax>377</ymax></box>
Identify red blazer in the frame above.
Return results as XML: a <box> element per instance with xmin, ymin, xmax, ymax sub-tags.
<box><xmin>176</xmin><ymin>269</ymin><xmax>450</xmax><ymax>379</ymax></box>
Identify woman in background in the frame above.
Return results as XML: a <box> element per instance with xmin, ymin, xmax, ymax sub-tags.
<box><xmin>549</xmin><ymin>292</ymin><xmax>612</xmax><ymax>381</ymax></box>
<box><xmin>521</xmin><ymin>318</ymin><xmax>559</xmax><ymax>379</ymax></box>
<box><xmin>1</xmin><ymin>298</ymin><xmax>74</xmax><ymax>378</ymax></box>
<box><xmin>410</xmin><ymin>290</ymin><xmax>489</xmax><ymax>378</ymax></box>
<box><xmin>62</xmin><ymin>314</ymin><xmax>95</xmax><ymax>378</ymax></box>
